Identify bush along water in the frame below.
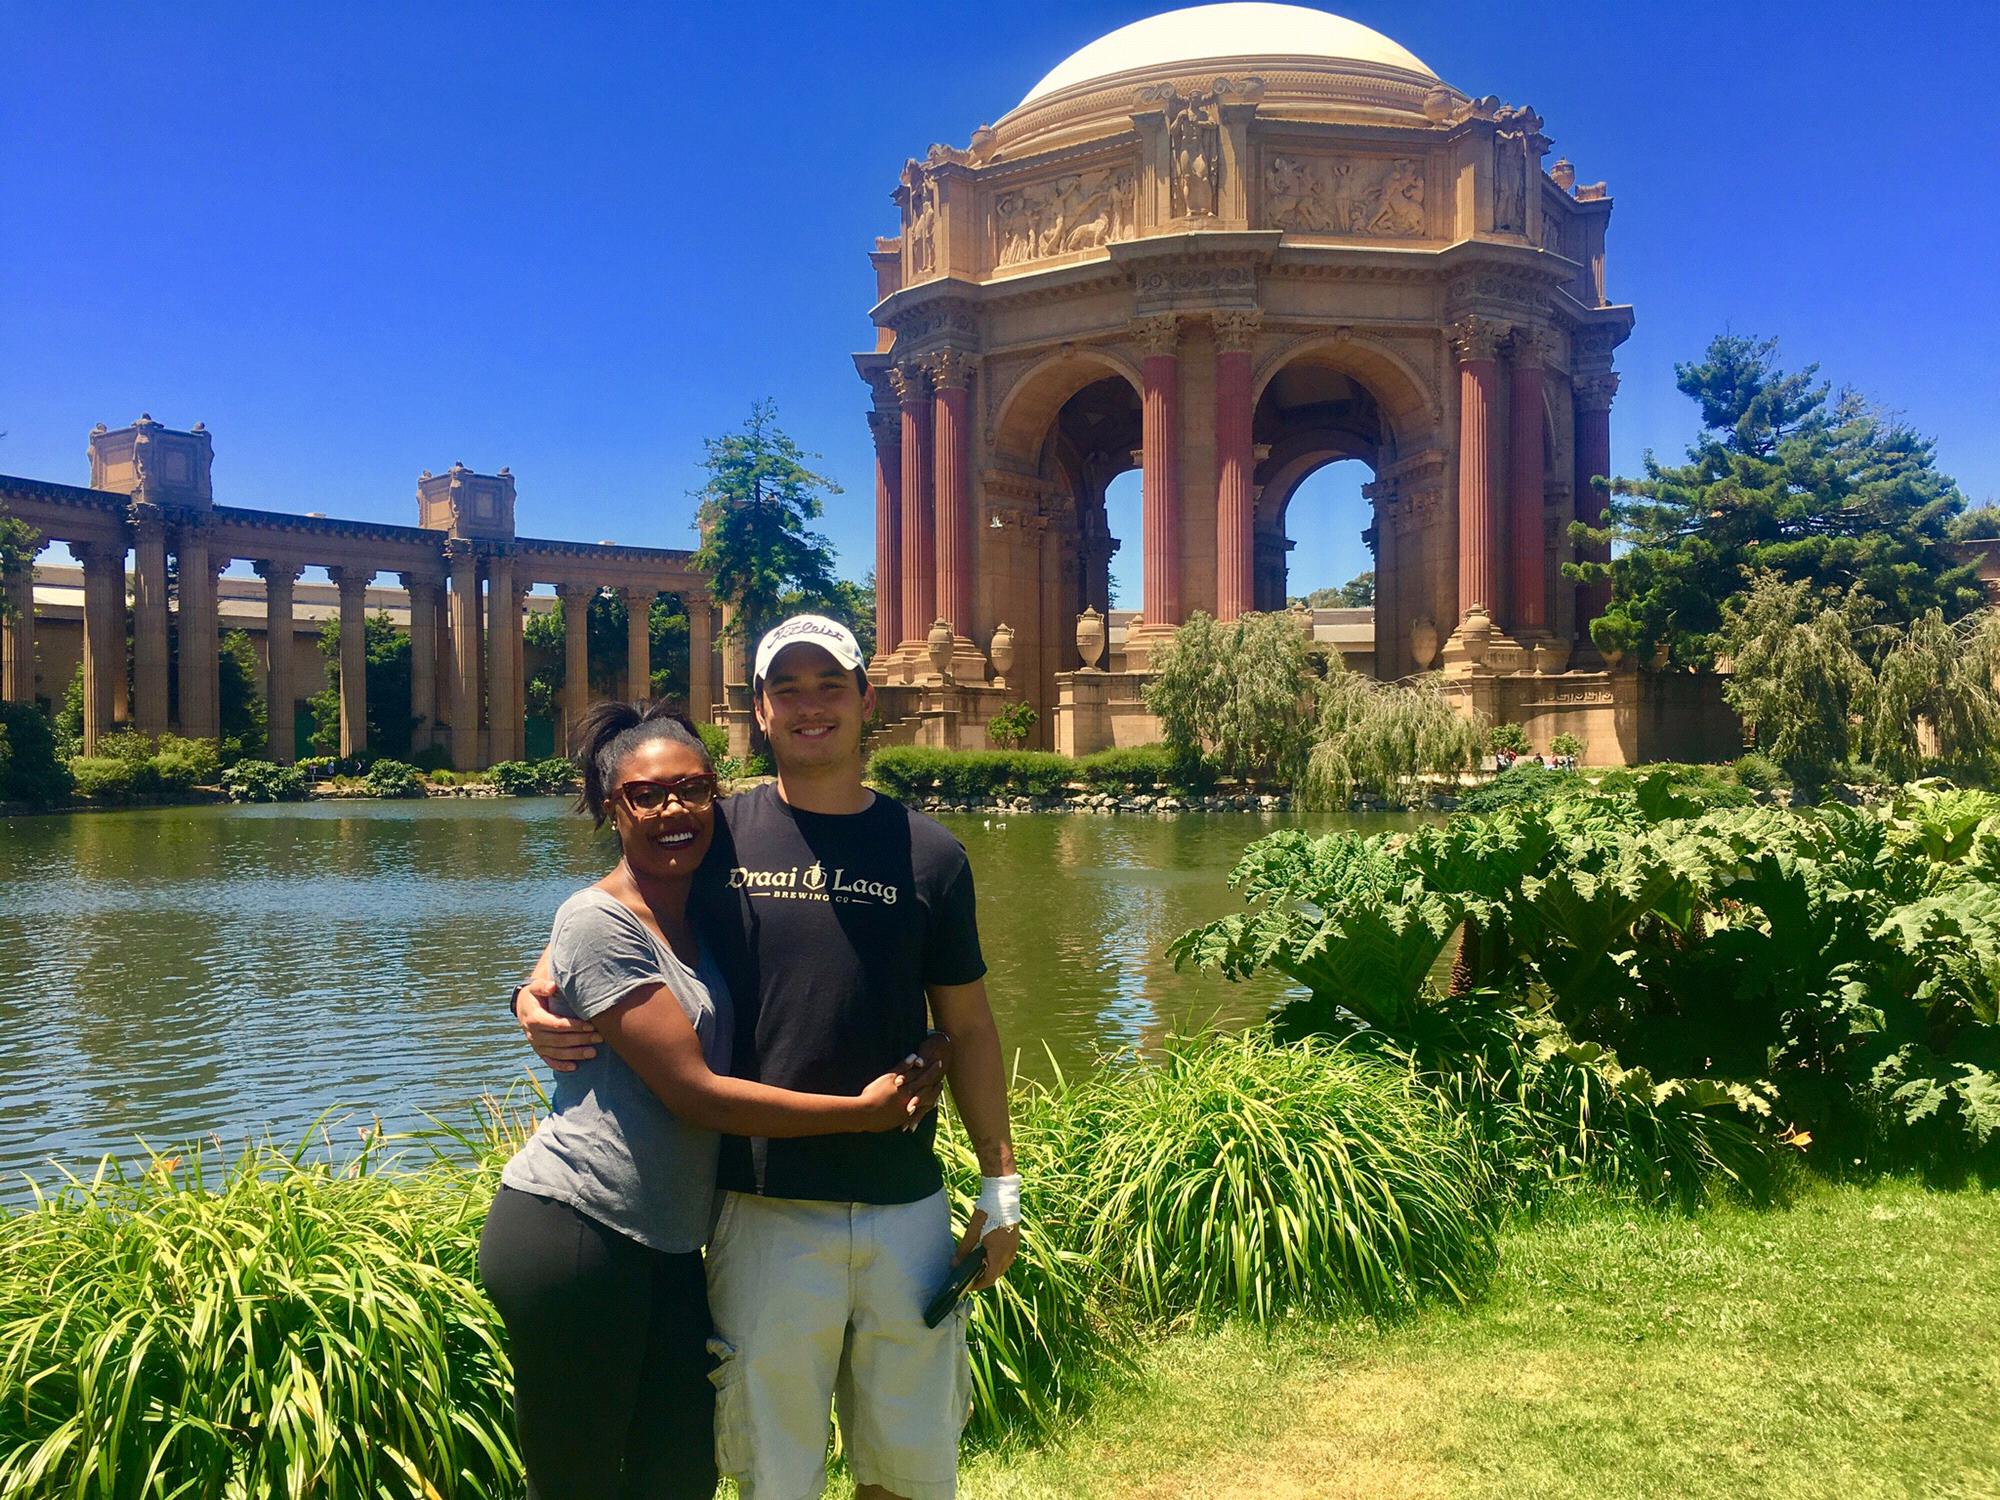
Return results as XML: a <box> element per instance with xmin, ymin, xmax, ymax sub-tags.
<box><xmin>0</xmin><ymin>1031</ymin><xmax>1501</xmax><ymax>1489</ymax></box>
<box><xmin>1172</xmin><ymin>776</ymin><xmax>2000</xmax><ymax>1191</ymax></box>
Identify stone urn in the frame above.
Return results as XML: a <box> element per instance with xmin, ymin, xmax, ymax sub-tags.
<box><xmin>1458</xmin><ymin>605</ymin><xmax>1493</xmax><ymax>666</ymax></box>
<box><xmin>1601</xmin><ymin>644</ymin><xmax>1625</xmax><ymax>670</ymax></box>
<box><xmin>1410</xmin><ymin>616</ymin><xmax>1439</xmax><ymax>670</ymax></box>
<box><xmin>927</xmin><ymin>618</ymin><xmax>954</xmax><ymax>682</ymax></box>
<box><xmin>1075</xmin><ymin>608</ymin><xmax>1106</xmax><ymax>671</ymax></box>
<box><xmin>1533</xmin><ymin>638</ymin><xmax>1573</xmax><ymax>676</ymax></box>
<box><xmin>988</xmin><ymin>622</ymin><xmax>1015</xmax><ymax>688</ymax></box>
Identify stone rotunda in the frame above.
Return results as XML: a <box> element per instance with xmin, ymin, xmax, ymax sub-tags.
<box><xmin>839</xmin><ymin>1</ymin><xmax>1735</xmax><ymax>763</ymax></box>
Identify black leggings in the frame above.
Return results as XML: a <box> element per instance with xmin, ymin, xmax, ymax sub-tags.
<box><xmin>478</xmin><ymin>1186</ymin><xmax>717</xmax><ymax>1500</ymax></box>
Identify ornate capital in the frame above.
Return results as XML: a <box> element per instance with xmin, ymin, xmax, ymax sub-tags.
<box><xmin>1510</xmin><ymin>326</ymin><xmax>1556</xmax><ymax>367</ymax></box>
<box><xmin>927</xmin><ymin>347</ymin><xmax>974</xmax><ymax>391</ymax></box>
<box><xmin>1211</xmin><ymin>309</ymin><xmax>1263</xmax><ymax>354</ymax></box>
<box><xmin>1448</xmin><ymin>316</ymin><xmax>1509</xmax><ymax>363</ymax></box>
<box><xmin>254</xmin><ymin>558</ymin><xmax>305</xmax><ymax>587</ymax></box>
<box><xmin>1574</xmin><ymin>371</ymin><xmax>1620</xmax><ymax>412</ymax></box>
<box><xmin>1134</xmin><ymin>313</ymin><xmax>1184</xmax><ymax>358</ymax></box>
<box><xmin>554</xmin><ymin>581</ymin><xmax>598</xmax><ymax>606</ymax></box>
<box><xmin>887</xmin><ymin>362</ymin><xmax>931</xmax><ymax>405</ymax></box>
<box><xmin>443</xmin><ymin>537</ymin><xmax>477</xmax><ymax>569</ymax></box>
<box><xmin>865</xmin><ymin>408</ymin><xmax>902</xmax><ymax>449</ymax></box>
<box><xmin>127</xmin><ymin>498</ymin><xmax>168</xmax><ymax>541</ymax></box>
<box><xmin>399</xmin><ymin>570</ymin><xmax>444</xmax><ymax>595</ymax></box>
<box><xmin>325</xmin><ymin>565</ymin><xmax>373</xmax><ymax>596</ymax></box>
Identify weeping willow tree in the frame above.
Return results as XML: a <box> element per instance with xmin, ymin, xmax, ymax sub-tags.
<box><xmin>1719</xmin><ymin>572</ymin><xmax>1876</xmax><ymax>790</ymax></box>
<box><xmin>1301</xmin><ymin>669</ymin><xmax>1486</xmax><ymax>807</ymax></box>
<box><xmin>1867</xmin><ymin>609</ymin><xmax>2000</xmax><ymax>781</ymax></box>
<box><xmin>1144</xmin><ymin>611</ymin><xmax>1319</xmax><ymax>783</ymax></box>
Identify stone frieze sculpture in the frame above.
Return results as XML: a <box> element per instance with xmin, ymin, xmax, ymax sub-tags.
<box><xmin>1263</xmin><ymin>154</ymin><xmax>1426</xmax><ymax>237</ymax></box>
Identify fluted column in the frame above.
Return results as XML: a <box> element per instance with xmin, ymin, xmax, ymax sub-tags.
<box><xmin>175</xmin><ymin>528</ymin><xmax>220</xmax><ymax>741</ymax></box>
<box><xmin>1574</xmin><ymin>372</ymin><xmax>1619</xmax><ymax>636</ymax></box>
<box><xmin>1508</xmin><ymin>328</ymin><xmax>1551</xmax><ymax>636</ymax></box>
<box><xmin>556</xmin><ymin>582</ymin><xmax>592</xmax><ymax>746</ymax></box>
<box><xmin>130</xmin><ymin>502</ymin><xmax>171</xmax><ymax>735</ymax></box>
<box><xmin>931</xmin><ymin>349</ymin><xmax>973</xmax><ymax>636</ymax></box>
<box><xmin>402</xmin><ymin>571</ymin><xmax>440</xmax><ymax>753</ymax></box>
<box><xmin>328</xmin><ymin>566</ymin><xmax>371</xmax><ymax>757</ymax></box>
<box><xmin>622</xmin><ymin>586</ymin><xmax>651</xmax><ymax>704</ymax></box>
<box><xmin>2</xmin><ymin>551</ymin><xmax>36</xmax><ymax>705</ymax></box>
<box><xmin>1450</xmin><ymin>317</ymin><xmax>1507</xmax><ymax>624</ymax></box>
<box><xmin>867</xmin><ymin>405</ymin><xmax>902</xmax><ymax>667</ymax></box>
<box><xmin>482</xmin><ymin>552</ymin><xmax>516</xmax><ymax>765</ymax></box>
<box><xmin>76</xmin><ymin>542</ymin><xmax>121</xmax><ymax>753</ymax></box>
<box><xmin>511</xmin><ymin>582</ymin><xmax>529</xmax><ymax>762</ymax></box>
<box><xmin>891</xmin><ymin>363</ymin><xmax>934</xmax><ymax>647</ymax></box>
<box><xmin>687</xmin><ymin>594</ymin><xmax>714</xmax><ymax>723</ymax></box>
<box><xmin>1137</xmin><ymin>314</ymin><xmax>1184</xmax><ymax>627</ymax></box>
<box><xmin>255</xmin><ymin>561</ymin><xmax>303</xmax><ymax>763</ymax></box>
<box><xmin>446</xmin><ymin>541</ymin><xmax>481</xmax><ymax>771</ymax></box>
<box><xmin>1212</xmin><ymin>311</ymin><xmax>1260</xmax><ymax>622</ymax></box>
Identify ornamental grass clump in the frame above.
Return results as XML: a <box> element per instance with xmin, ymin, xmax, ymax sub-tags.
<box><xmin>0</xmin><ymin>1139</ymin><xmax>518</xmax><ymax>1499</ymax></box>
<box><xmin>1063</xmin><ymin>1032</ymin><xmax>1498</xmax><ymax>1324</ymax></box>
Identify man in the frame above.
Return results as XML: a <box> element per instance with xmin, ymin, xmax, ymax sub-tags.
<box><xmin>516</xmin><ymin>614</ymin><xmax>1018</xmax><ymax>1500</ymax></box>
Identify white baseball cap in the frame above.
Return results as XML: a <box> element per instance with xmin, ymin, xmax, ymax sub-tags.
<box><xmin>753</xmin><ymin>614</ymin><xmax>866</xmax><ymax>688</ymax></box>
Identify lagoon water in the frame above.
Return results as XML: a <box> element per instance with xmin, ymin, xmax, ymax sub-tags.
<box><xmin>0</xmin><ymin>797</ymin><xmax>1400</xmax><ymax>1197</ymax></box>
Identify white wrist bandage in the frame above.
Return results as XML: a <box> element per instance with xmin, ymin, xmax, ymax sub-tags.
<box><xmin>974</xmin><ymin>1174</ymin><xmax>1022</xmax><ymax>1230</ymax></box>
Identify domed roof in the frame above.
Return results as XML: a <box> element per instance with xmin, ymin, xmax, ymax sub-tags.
<box><xmin>1019</xmin><ymin>3</ymin><xmax>1437</xmax><ymax>108</ymax></box>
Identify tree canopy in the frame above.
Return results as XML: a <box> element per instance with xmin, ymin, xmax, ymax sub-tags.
<box><xmin>691</xmin><ymin>401</ymin><xmax>842</xmax><ymax>647</ymax></box>
<box><xmin>0</xmin><ymin>517</ymin><xmax>37</xmax><ymax>616</ymax></box>
<box><xmin>1575</xmin><ymin>334</ymin><xmax>1978</xmax><ymax>668</ymax></box>
<box><xmin>1145</xmin><ymin>611</ymin><xmax>1320</xmax><ymax>783</ymax></box>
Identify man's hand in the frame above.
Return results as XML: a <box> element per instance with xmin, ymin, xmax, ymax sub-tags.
<box><xmin>951</xmin><ymin>1208</ymin><xmax>1019</xmax><ymax>1292</ymax></box>
<box><xmin>514</xmin><ymin>977</ymin><xmax>602</xmax><ymax>1073</ymax></box>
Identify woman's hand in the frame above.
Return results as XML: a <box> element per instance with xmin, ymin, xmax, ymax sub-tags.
<box><xmin>855</xmin><ymin>1047</ymin><xmax>949</xmax><ymax>1132</ymax></box>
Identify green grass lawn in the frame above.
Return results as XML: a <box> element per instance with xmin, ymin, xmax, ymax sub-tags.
<box><xmin>928</xmin><ymin>1180</ymin><xmax>2000</xmax><ymax>1500</ymax></box>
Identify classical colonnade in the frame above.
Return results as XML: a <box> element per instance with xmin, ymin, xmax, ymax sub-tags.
<box><xmin>1</xmin><ymin>424</ymin><xmax>713</xmax><ymax>767</ymax></box>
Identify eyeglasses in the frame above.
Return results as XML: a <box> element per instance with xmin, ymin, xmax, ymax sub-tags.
<box><xmin>615</xmin><ymin>775</ymin><xmax>718</xmax><ymax>814</ymax></box>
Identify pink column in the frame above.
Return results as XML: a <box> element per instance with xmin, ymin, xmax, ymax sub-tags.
<box><xmin>867</xmin><ymin>404</ymin><xmax>902</xmax><ymax>664</ymax></box>
<box><xmin>1508</xmin><ymin>329</ymin><xmax>1549</xmax><ymax>635</ymax></box>
<box><xmin>1212</xmin><ymin>311</ymin><xmax>1259</xmax><ymax>622</ymax></box>
<box><xmin>1574</xmin><ymin>371</ymin><xmax>1619</xmax><ymax>634</ymax></box>
<box><xmin>1450</xmin><ymin>318</ymin><xmax>1505</xmax><ymax>622</ymax></box>
<box><xmin>893</xmin><ymin>363</ymin><xmax>934</xmax><ymax>646</ymax></box>
<box><xmin>1138</xmin><ymin>314</ymin><xmax>1183</xmax><ymax>627</ymax></box>
<box><xmin>931</xmin><ymin>350</ymin><xmax>973</xmax><ymax>635</ymax></box>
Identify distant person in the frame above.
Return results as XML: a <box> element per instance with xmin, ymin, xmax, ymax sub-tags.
<box><xmin>517</xmin><ymin>615</ymin><xmax>1019</xmax><ymax>1500</ymax></box>
<box><xmin>479</xmin><ymin>700</ymin><xmax>946</xmax><ymax>1500</ymax></box>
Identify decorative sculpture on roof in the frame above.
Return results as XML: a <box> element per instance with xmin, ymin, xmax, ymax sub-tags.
<box><xmin>991</xmin><ymin>166</ymin><xmax>1136</xmax><ymax>267</ymax></box>
<box><xmin>1263</xmin><ymin>155</ymin><xmax>1425</xmax><ymax>237</ymax></box>
<box><xmin>1164</xmin><ymin>86</ymin><xmax>1221</xmax><ymax>219</ymax></box>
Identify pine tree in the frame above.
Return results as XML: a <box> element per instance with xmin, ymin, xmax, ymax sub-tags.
<box><xmin>690</xmin><ymin>402</ymin><xmax>841</xmax><ymax>648</ymax></box>
<box><xmin>1574</xmin><ymin>334</ymin><xmax>1979</xmax><ymax>667</ymax></box>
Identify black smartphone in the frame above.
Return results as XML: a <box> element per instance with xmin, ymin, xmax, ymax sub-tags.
<box><xmin>923</xmin><ymin>1244</ymin><xmax>987</xmax><ymax>1328</ymax></box>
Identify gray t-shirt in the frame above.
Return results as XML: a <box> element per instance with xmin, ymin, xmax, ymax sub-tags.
<box><xmin>501</xmin><ymin>887</ymin><xmax>732</xmax><ymax>1253</ymax></box>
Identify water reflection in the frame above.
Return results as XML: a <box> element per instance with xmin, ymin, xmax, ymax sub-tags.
<box><xmin>0</xmin><ymin>799</ymin><xmax>1404</xmax><ymax>1196</ymax></box>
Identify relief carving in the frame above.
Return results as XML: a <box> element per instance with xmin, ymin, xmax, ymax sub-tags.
<box><xmin>1164</xmin><ymin>87</ymin><xmax>1221</xmax><ymax>218</ymax></box>
<box><xmin>992</xmin><ymin>167</ymin><xmax>1137</xmax><ymax>268</ymax></box>
<box><xmin>903</xmin><ymin>162</ymin><xmax>940</xmax><ymax>278</ymax></box>
<box><xmin>1264</xmin><ymin>155</ymin><xmax>1426</xmax><ymax>237</ymax></box>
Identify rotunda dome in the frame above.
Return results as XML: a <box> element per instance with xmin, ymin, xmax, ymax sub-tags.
<box><xmin>1018</xmin><ymin>2</ymin><xmax>1437</xmax><ymax>109</ymax></box>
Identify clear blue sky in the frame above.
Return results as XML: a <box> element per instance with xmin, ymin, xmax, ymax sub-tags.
<box><xmin>6</xmin><ymin>1</ymin><xmax>1995</xmax><ymax>600</ymax></box>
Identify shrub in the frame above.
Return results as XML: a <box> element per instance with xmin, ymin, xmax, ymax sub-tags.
<box><xmin>410</xmin><ymin>744</ymin><xmax>456</xmax><ymax>773</ymax></box>
<box><xmin>0</xmin><ymin>701</ymin><xmax>71</xmax><ymax>807</ymax></box>
<box><xmin>0</xmin><ymin>1141</ymin><xmax>517</xmax><ymax>1497</ymax></box>
<box><xmin>1550</xmin><ymin>731</ymin><xmax>1585</xmax><ymax>761</ymax></box>
<box><xmin>92</xmin><ymin>729</ymin><xmax>157</xmax><ymax>765</ymax></box>
<box><xmin>1145</xmin><ymin>611</ymin><xmax>1319</xmax><ymax>783</ymax></box>
<box><xmin>716</xmin><ymin>752</ymin><xmax>771</xmax><ymax>782</ymax></box>
<box><xmin>67</xmin><ymin>756</ymin><xmax>137</xmax><ymax>800</ymax></box>
<box><xmin>297</xmin><ymin>755</ymin><xmax>338</xmax><ymax>778</ymax></box>
<box><xmin>1063</xmin><ymin>1033</ymin><xmax>1497</xmax><ymax>1320</ymax></box>
<box><xmin>1073</xmin><ymin>744</ymin><xmax>1210</xmax><ymax>792</ymax></box>
<box><xmin>1488</xmin><ymin>723</ymin><xmax>1532</xmax><ymax>755</ymax></box>
<box><xmin>1593</xmin><ymin>761</ymin><xmax>1752</xmax><ymax>808</ymax></box>
<box><xmin>1732</xmin><ymin>752</ymin><xmax>1784</xmax><ymax>791</ymax></box>
<box><xmin>1455</xmin><ymin>763</ymin><xmax>1572</xmax><ymax>813</ymax></box>
<box><xmin>986</xmin><ymin>700</ymin><xmax>1038</xmax><ymax>750</ymax></box>
<box><xmin>695</xmin><ymin>721</ymin><xmax>730</xmax><ymax>764</ymax></box>
<box><xmin>493</xmin><ymin>759</ymin><xmax>580</xmax><ymax>796</ymax></box>
<box><xmin>868</xmin><ymin>747</ymin><xmax>1071</xmax><ymax>801</ymax></box>
<box><xmin>146</xmin><ymin>734</ymin><xmax>222</xmax><ymax>793</ymax></box>
<box><xmin>221</xmin><ymin>759</ymin><xmax>311</xmax><ymax>803</ymax></box>
<box><xmin>1304</xmin><ymin>671</ymin><xmax>1485</xmax><ymax>807</ymax></box>
<box><xmin>362</xmin><ymin>759</ymin><xmax>424</xmax><ymax>798</ymax></box>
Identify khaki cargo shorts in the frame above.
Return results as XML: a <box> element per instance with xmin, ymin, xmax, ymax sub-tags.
<box><xmin>704</xmin><ymin>1189</ymin><xmax>972</xmax><ymax>1500</ymax></box>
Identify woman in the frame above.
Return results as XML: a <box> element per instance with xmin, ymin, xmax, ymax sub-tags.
<box><xmin>478</xmin><ymin>701</ymin><xmax>939</xmax><ymax>1500</ymax></box>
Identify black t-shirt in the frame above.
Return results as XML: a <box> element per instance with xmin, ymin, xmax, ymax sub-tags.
<box><xmin>694</xmin><ymin>784</ymin><xmax>986</xmax><ymax>1204</ymax></box>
